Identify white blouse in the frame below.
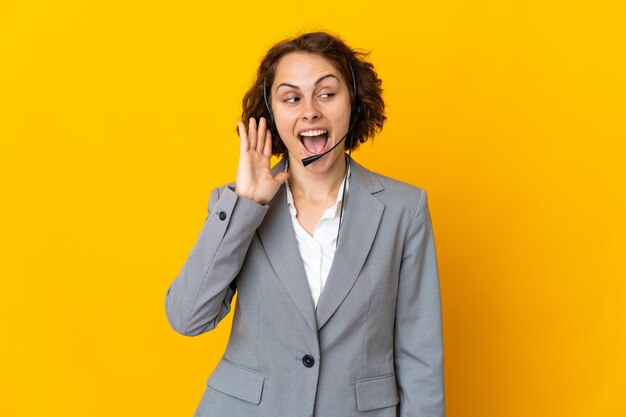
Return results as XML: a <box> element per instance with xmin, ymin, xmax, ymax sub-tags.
<box><xmin>284</xmin><ymin>168</ymin><xmax>350</xmax><ymax>308</ymax></box>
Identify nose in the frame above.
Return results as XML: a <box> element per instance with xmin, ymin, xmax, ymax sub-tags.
<box><xmin>301</xmin><ymin>99</ymin><xmax>321</xmax><ymax>121</ymax></box>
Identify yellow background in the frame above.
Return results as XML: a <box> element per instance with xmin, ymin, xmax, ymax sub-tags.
<box><xmin>1</xmin><ymin>0</ymin><xmax>625</xmax><ymax>416</ymax></box>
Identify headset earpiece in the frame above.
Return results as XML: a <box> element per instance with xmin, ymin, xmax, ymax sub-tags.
<box><xmin>347</xmin><ymin>61</ymin><xmax>361</xmax><ymax>133</ymax></box>
<box><xmin>263</xmin><ymin>77</ymin><xmax>281</xmax><ymax>141</ymax></box>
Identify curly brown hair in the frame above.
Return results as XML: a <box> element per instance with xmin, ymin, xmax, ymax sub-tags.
<box><xmin>240</xmin><ymin>32</ymin><xmax>386</xmax><ymax>156</ymax></box>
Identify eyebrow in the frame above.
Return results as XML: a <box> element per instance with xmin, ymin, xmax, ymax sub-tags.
<box><xmin>275</xmin><ymin>74</ymin><xmax>340</xmax><ymax>93</ymax></box>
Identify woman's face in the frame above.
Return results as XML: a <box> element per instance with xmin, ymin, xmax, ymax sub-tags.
<box><xmin>271</xmin><ymin>52</ymin><xmax>352</xmax><ymax>173</ymax></box>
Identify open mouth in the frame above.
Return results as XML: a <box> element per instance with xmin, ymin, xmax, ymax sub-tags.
<box><xmin>298</xmin><ymin>129</ymin><xmax>329</xmax><ymax>155</ymax></box>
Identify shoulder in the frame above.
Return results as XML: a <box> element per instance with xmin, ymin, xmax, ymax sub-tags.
<box><xmin>373</xmin><ymin>171</ymin><xmax>424</xmax><ymax>198</ymax></box>
<box><xmin>352</xmin><ymin>161</ymin><xmax>426</xmax><ymax>214</ymax></box>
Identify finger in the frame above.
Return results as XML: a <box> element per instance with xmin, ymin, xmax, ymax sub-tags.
<box><xmin>263</xmin><ymin>128</ymin><xmax>272</xmax><ymax>157</ymax></box>
<box><xmin>256</xmin><ymin>117</ymin><xmax>267</xmax><ymax>153</ymax></box>
<box><xmin>237</xmin><ymin>122</ymin><xmax>248</xmax><ymax>153</ymax></box>
<box><xmin>248</xmin><ymin>117</ymin><xmax>257</xmax><ymax>151</ymax></box>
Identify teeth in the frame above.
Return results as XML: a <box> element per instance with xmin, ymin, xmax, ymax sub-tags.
<box><xmin>299</xmin><ymin>129</ymin><xmax>327</xmax><ymax>137</ymax></box>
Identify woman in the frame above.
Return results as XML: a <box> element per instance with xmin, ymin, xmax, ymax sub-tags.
<box><xmin>165</xmin><ymin>32</ymin><xmax>445</xmax><ymax>417</ymax></box>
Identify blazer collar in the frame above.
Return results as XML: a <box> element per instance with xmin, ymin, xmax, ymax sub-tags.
<box><xmin>257</xmin><ymin>156</ymin><xmax>385</xmax><ymax>333</ymax></box>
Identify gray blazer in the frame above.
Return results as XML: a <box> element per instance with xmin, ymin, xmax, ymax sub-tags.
<box><xmin>165</xmin><ymin>158</ymin><xmax>445</xmax><ymax>417</ymax></box>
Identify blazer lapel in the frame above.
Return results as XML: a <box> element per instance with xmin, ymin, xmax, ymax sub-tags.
<box><xmin>315</xmin><ymin>160</ymin><xmax>385</xmax><ymax>331</ymax></box>
<box><xmin>257</xmin><ymin>159</ymin><xmax>318</xmax><ymax>333</ymax></box>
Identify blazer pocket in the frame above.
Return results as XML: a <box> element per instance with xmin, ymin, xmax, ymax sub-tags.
<box><xmin>207</xmin><ymin>358</ymin><xmax>265</xmax><ymax>405</ymax></box>
<box><xmin>355</xmin><ymin>372</ymin><xmax>400</xmax><ymax>412</ymax></box>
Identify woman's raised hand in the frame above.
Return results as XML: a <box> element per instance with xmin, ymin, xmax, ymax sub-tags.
<box><xmin>235</xmin><ymin>117</ymin><xmax>289</xmax><ymax>205</ymax></box>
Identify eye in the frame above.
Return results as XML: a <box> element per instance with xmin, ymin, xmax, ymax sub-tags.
<box><xmin>285</xmin><ymin>96</ymin><xmax>300</xmax><ymax>103</ymax></box>
<box><xmin>318</xmin><ymin>92</ymin><xmax>336</xmax><ymax>99</ymax></box>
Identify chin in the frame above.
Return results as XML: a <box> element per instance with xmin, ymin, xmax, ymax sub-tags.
<box><xmin>304</xmin><ymin>151</ymin><xmax>345</xmax><ymax>173</ymax></box>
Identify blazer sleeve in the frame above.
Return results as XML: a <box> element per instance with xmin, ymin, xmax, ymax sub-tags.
<box><xmin>165</xmin><ymin>186</ymin><xmax>269</xmax><ymax>336</ymax></box>
<box><xmin>394</xmin><ymin>189</ymin><xmax>446</xmax><ymax>417</ymax></box>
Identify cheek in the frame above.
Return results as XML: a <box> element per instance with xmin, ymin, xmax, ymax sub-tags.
<box><xmin>272</xmin><ymin>114</ymin><xmax>296</xmax><ymax>146</ymax></box>
<box><xmin>333</xmin><ymin>97</ymin><xmax>352</xmax><ymax>122</ymax></box>
<box><xmin>273</xmin><ymin>117</ymin><xmax>290</xmax><ymax>138</ymax></box>
<box><xmin>274</xmin><ymin>111</ymin><xmax>299</xmax><ymax>136</ymax></box>
<box><xmin>272</xmin><ymin>107</ymin><xmax>290</xmax><ymax>126</ymax></box>
<box><xmin>333</xmin><ymin>105</ymin><xmax>352</xmax><ymax>128</ymax></box>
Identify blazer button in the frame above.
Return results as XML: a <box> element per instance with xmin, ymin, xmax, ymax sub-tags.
<box><xmin>218</xmin><ymin>211</ymin><xmax>227</xmax><ymax>221</ymax></box>
<box><xmin>302</xmin><ymin>355</ymin><xmax>315</xmax><ymax>368</ymax></box>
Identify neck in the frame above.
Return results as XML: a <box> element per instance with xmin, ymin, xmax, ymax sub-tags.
<box><xmin>286</xmin><ymin>153</ymin><xmax>347</xmax><ymax>202</ymax></box>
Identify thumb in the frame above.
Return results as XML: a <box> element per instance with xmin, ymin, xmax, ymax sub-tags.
<box><xmin>274</xmin><ymin>172</ymin><xmax>289</xmax><ymax>185</ymax></box>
